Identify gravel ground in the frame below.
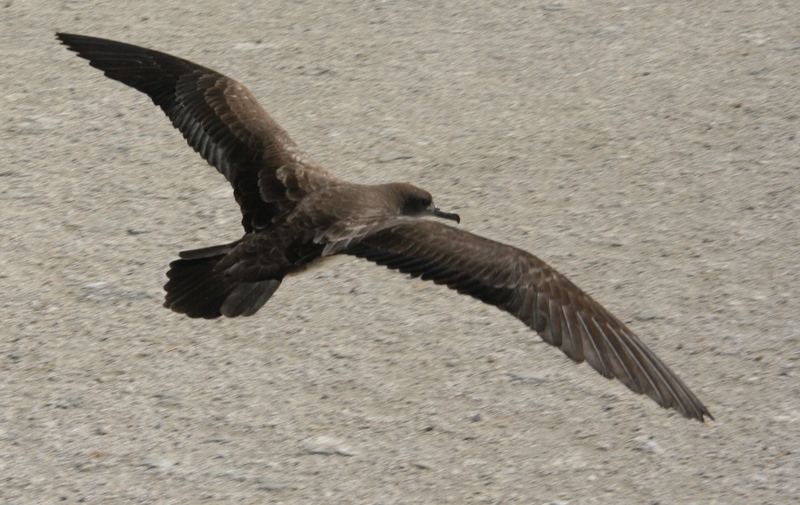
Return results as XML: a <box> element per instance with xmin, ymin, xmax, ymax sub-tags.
<box><xmin>2</xmin><ymin>1</ymin><xmax>798</xmax><ymax>503</ymax></box>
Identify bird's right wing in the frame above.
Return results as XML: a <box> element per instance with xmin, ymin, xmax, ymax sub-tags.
<box><xmin>347</xmin><ymin>220</ymin><xmax>712</xmax><ymax>422</ymax></box>
<box><xmin>57</xmin><ymin>33</ymin><xmax>335</xmax><ymax>232</ymax></box>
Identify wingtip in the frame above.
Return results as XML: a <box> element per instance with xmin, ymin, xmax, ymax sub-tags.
<box><xmin>55</xmin><ymin>32</ymin><xmax>81</xmax><ymax>51</ymax></box>
<box><xmin>56</xmin><ymin>32</ymin><xmax>106</xmax><ymax>51</ymax></box>
<box><xmin>680</xmin><ymin>401</ymin><xmax>714</xmax><ymax>423</ymax></box>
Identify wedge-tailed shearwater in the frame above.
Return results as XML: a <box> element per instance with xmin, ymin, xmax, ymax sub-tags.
<box><xmin>57</xmin><ymin>33</ymin><xmax>712</xmax><ymax>422</ymax></box>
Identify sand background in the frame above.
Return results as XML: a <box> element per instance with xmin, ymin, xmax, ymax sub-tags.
<box><xmin>2</xmin><ymin>0</ymin><xmax>798</xmax><ymax>503</ymax></box>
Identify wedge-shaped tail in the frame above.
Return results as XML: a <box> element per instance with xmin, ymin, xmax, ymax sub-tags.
<box><xmin>164</xmin><ymin>244</ymin><xmax>281</xmax><ymax>319</ymax></box>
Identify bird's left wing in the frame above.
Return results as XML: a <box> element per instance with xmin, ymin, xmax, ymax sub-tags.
<box><xmin>346</xmin><ymin>220</ymin><xmax>712</xmax><ymax>422</ymax></box>
<box><xmin>56</xmin><ymin>33</ymin><xmax>335</xmax><ymax>232</ymax></box>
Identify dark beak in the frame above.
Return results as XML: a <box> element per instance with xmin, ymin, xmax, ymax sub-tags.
<box><xmin>429</xmin><ymin>205</ymin><xmax>460</xmax><ymax>224</ymax></box>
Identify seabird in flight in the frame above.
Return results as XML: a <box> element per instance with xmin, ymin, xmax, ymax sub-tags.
<box><xmin>57</xmin><ymin>33</ymin><xmax>712</xmax><ymax>422</ymax></box>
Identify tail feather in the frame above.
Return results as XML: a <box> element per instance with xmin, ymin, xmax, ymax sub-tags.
<box><xmin>178</xmin><ymin>242</ymin><xmax>238</xmax><ymax>260</ymax></box>
<box><xmin>164</xmin><ymin>244</ymin><xmax>281</xmax><ymax>318</ymax></box>
<box><xmin>221</xmin><ymin>281</ymin><xmax>281</xmax><ymax>317</ymax></box>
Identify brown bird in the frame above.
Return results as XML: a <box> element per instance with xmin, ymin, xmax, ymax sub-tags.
<box><xmin>57</xmin><ymin>33</ymin><xmax>712</xmax><ymax>422</ymax></box>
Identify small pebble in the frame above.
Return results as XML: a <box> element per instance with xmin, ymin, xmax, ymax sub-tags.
<box><xmin>257</xmin><ymin>477</ymin><xmax>288</xmax><ymax>491</ymax></box>
<box><xmin>301</xmin><ymin>436</ymin><xmax>355</xmax><ymax>456</ymax></box>
<box><xmin>377</xmin><ymin>153</ymin><xmax>413</xmax><ymax>163</ymax></box>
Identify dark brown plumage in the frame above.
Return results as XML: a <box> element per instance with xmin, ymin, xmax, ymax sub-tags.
<box><xmin>57</xmin><ymin>33</ymin><xmax>712</xmax><ymax>422</ymax></box>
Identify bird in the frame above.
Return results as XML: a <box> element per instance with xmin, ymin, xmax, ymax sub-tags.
<box><xmin>56</xmin><ymin>32</ymin><xmax>712</xmax><ymax>422</ymax></box>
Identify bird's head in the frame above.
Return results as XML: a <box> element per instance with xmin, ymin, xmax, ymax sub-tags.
<box><xmin>389</xmin><ymin>183</ymin><xmax>460</xmax><ymax>224</ymax></box>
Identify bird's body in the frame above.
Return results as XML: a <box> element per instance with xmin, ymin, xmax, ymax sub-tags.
<box><xmin>165</xmin><ymin>180</ymin><xmax>445</xmax><ymax>318</ymax></box>
<box><xmin>57</xmin><ymin>33</ymin><xmax>712</xmax><ymax>422</ymax></box>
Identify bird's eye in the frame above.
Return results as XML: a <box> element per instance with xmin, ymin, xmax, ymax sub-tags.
<box><xmin>403</xmin><ymin>197</ymin><xmax>429</xmax><ymax>215</ymax></box>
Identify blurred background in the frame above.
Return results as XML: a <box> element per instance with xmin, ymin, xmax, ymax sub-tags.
<box><xmin>1</xmin><ymin>1</ymin><xmax>798</xmax><ymax>503</ymax></box>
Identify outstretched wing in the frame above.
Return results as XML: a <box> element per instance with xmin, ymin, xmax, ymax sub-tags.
<box><xmin>347</xmin><ymin>221</ymin><xmax>712</xmax><ymax>422</ymax></box>
<box><xmin>56</xmin><ymin>33</ymin><xmax>334</xmax><ymax>232</ymax></box>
